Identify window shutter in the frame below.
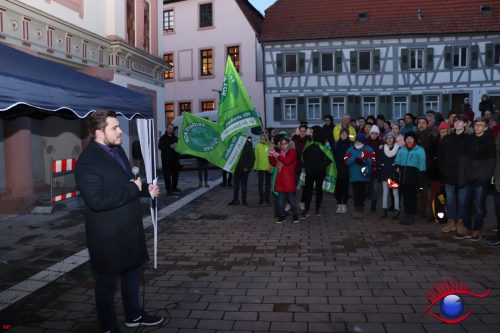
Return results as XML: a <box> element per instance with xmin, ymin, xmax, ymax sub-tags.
<box><xmin>380</xmin><ymin>95</ymin><xmax>392</xmax><ymax>120</ymax></box>
<box><xmin>322</xmin><ymin>96</ymin><xmax>330</xmax><ymax>118</ymax></box>
<box><xmin>411</xmin><ymin>95</ymin><xmax>424</xmax><ymax>116</ymax></box>
<box><xmin>350</xmin><ymin>51</ymin><xmax>358</xmax><ymax>73</ymax></box>
<box><xmin>373</xmin><ymin>49</ymin><xmax>381</xmax><ymax>72</ymax></box>
<box><xmin>444</xmin><ymin>46</ymin><xmax>452</xmax><ymax>69</ymax></box>
<box><xmin>348</xmin><ymin>95</ymin><xmax>361</xmax><ymax>118</ymax></box>
<box><xmin>400</xmin><ymin>48</ymin><xmax>409</xmax><ymax>71</ymax></box>
<box><xmin>426</xmin><ymin>48</ymin><xmax>434</xmax><ymax>70</ymax></box>
<box><xmin>276</xmin><ymin>53</ymin><xmax>283</xmax><ymax>75</ymax></box>
<box><xmin>312</xmin><ymin>52</ymin><xmax>320</xmax><ymax>74</ymax></box>
<box><xmin>471</xmin><ymin>45</ymin><xmax>479</xmax><ymax>69</ymax></box>
<box><xmin>299</xmin><ymin>52</ymin><xmax>306</xmax><ymax>74</ymax></box>
<box><xmin>335</xmin><ymin>50</ymin><xmax>343</xmax><ymax>73</ymax></box>
<box><xmin>485</xmin><ymin>43</ymin><xmax>494</xmax><ymax>67</ymax></box>
<box><xmin>273</xmin><ymin>97</ymin><xmax>282</xmax><ymax>121</ymax></box>
<box><xmin>441</xmin><ymin>94</ymin><xmax>450</xmax><ymax>116</ymax></box>
<box><xmin>298</xmin><ymin>97</ymin><xmax>306</xmax><ymax>121</ymax></box>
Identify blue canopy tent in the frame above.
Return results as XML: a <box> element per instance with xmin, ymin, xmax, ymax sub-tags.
<box><xmin>0</xmin><ymin>42</ymin><xmax>152</xmax><ymax>119</ymax></box>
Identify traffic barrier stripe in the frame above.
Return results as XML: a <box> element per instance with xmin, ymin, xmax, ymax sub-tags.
<box><xmin>52</xmin><ymin>191</ymin><xmax>79</xmax><ymax>203</ymax></box>
<box><xmin>52</xmin><ymin>158</ymin><xmax>77</xmax><ymax>174</ymax></box>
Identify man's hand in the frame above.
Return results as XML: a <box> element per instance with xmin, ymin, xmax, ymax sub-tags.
<box><xmin>149</xmin><ymin>184</ymin><xmax>160</xmax><ymax>197</ymax></box>
<box><xmin>132</xmin><ymin>178</ymin><xmax>142</xmax><ymax>191</ymax></box>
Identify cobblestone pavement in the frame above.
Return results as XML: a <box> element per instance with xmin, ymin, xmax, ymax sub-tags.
<box><xmin>1</xmin><ymin>173</ymin><xmax>500</xmax><ymax>333</ymax></box>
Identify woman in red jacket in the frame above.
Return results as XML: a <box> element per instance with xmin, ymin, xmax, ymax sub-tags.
<box><xmin>269</xmin><ymin>137</ymin><xmax>299</xmax><ymax>223</ymax></box>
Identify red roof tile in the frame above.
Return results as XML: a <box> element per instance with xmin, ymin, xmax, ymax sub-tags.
<box><xmin>260</xmin><ymin>0</ymin><xmax>500</xmax><ymax>42</ymax></box>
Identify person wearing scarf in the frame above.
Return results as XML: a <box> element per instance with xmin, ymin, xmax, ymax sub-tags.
<box><xmin>333</xmin><ymin>128</ymin><xmax>352</xmax><ymax>213</ymax></box>
<box><xmin>394</xmin><ymin>131</ymin><xmax>426</xmax><ymax>225</ymax></box>
<box><xmin>345</xmin><ymin>134</ymin><xmax>376</xmax><ymax>219</ymax></box>
<box><xmin>378</xmin><ymin>132</ymin><xmax>400</xmax><ymax>219</ymax></box>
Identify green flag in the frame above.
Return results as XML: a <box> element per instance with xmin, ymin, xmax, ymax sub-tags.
<box><xmin>218</xmin><ymin>57</ymin><xmax>261</xmax><ymax>142</ymax></box>
<box><xmin>299</xmin><ymin>140</ymin><xmax>337</xmax><ymax>193</ymax></box>
<box><xmin>175</xmin><ymin>112</ymin><xmax>247</xmax><ymax>172</ymax></box>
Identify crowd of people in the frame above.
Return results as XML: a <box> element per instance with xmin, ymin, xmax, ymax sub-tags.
<box><xmin>252</xmin><ymin>102</ymin><xmax>500</xmax><ymax>245</ymax></box>
<box><xmin>159</xmin><ymin>98</ymin><xmax>500</xmax><ymax>247</ymax></box>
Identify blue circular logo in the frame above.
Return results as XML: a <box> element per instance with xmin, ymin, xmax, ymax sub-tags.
<box><xmin>440</xmin><ymin>294</ymin><xmax>464</xmax><ymax>318</ymax></box>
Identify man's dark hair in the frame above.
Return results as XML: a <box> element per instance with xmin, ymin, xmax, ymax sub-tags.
<box><xmin>376</xmin><ymin>114</ymin><xmax>385</xmax><ymax>121</ymax></box>
<box><xmin>88</xmin><ymin>110</ymin><xmax>117</xmax><ymax>139</ymax></box>
<box><xmin>311</xmin><ymin>125</ymin><xmax>324</xmax><ymax>142</ymax></box>
<box><xmin>324</xmin><ymin>115</ymin><xmax>333</xmax><ymax>122</ymax></box>
<box><xmin>366</xmin><ymin>115</ymin><xmax>376</xmax><ymax>124</ymax></box>
<box><xmin>358</xmin><ymin>116</ymin><xmax>366</xmax><ymax>121</ymax></box>
<box><xmin>299</xmin><ymin>124</ymin><xmax>308</xmax><ymax>131</ymax></box>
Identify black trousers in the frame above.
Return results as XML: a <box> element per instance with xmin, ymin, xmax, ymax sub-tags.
<box><xmin>351</xmin><ymin>181</ymin><xmax>368</xmax><ymax>209</ymax></box>
<box><xmin>401</xmin><ymin>184</ymin><xmax>418</xmax><ymax>215</ymax></box>
<box><xmin>222</xmin><ymin>170</ymin><xmax>232</xmax><ymax>185</ymax></box>
<box><xmin>162</xmin><ymin>159</ymin><xmax>179</xmax><ymax>192</ymax></box>
<box><xmin>335</xmin><ymin>175</ymin><xmax>349</xmax><ymax>204</ymax></box>
<box><xmin>197</xmin><ymin>159</ymin><xmax>208</xmax><ymax>183</ymax></box>
<box><xmin>257</xmin><ymin>170</ymin><xmax>272</xmax><ymax>202</ymax></box>
<box><xmin>233</xmin><ymin>171</ymin><xmax>250</xmax><ymax>201</ymax></box>
<box><xmin>302</xmin><ymin>172</ymin><xmax>325</xmax><ymax>212</ymax></box>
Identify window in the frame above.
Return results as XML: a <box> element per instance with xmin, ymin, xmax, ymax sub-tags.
<box><xmin>227</xmin><ymin>45</ymin><xmax>240</xmax><ymax>72</ymax></box>
<box><xmin>410</xmin><ymin>49</ymin><xmax>424</xmax><ymax>70</ymax></box>
<box><xmin>163</xmin><ymin>9</ymin><xmax>174</xmax><ymax>32</ymax></box>
<box><xmin>283</xmin><ymin>98</ymin><xmax>297</xmax><ymax>120</ymax></box>
<box><xmin>165</xmin><ymin>102</ymin><xmax>174</xmax><ymax>123</ymax></box>
<box><xmin>285</xmin><ymin>54</ymin><xmax>297</xmax><ymax>73</ymax></box>
<box><xmin>362</xmin><ymin>96</ymin><xmax>376</xmax><ymax>117</ymax></box>
<box><xmin>424</xmin><ymin>95</ymin><xmax>439</xmax><ymax>112</ymax></box>
<box><xmin>359</xmin><ymin>50</ymin><xmax>372</xmax><ymax>71</ymax></box>
<box><xmin>331</xmin><ymin>97</ymin><xmax>345</xmax><ymax>122</ymax></box>
<box><xmin>321</xmin><ymin>53</ymin><xmax>334</xmax><ymax>72</ymax></box>
<box><xmin>453</xmin><ymin>46</ymin><xmax>468</xmax><ymax>67</ymax></box>
<box><xmin>199</xmin><ymin>3</ymin><xmax>213</xmax><ymax>28</ymax></box>
<box><xmin>200</xmin><ymin>49</ymin><xmax>213</xmax><ymax>77</ymax></box>
<box><xmin>307</xmin><ymin>97</ymin><xmax>321</xmax><ymax>120</ymax></box>
<box><xmin>393</xmin><ymin>96</ymin><xmax>408</xmax><ymax>120</ymax></box>
<box><xmin>495</xmin><ymin>44</ymin><xmax>500</xmax><ymax>65</ymax></box>
<box><xmin>201</xmin><ymin>100</ymin><xmax>215</xmax><ymax>112</ymax></box>
<box><xmin>179</xmin><ymin>102</ymin><xmax>191</xmax><ymax>113</ymax></box>
<box><xmin>163</xmin><ymin>53</ymin><xmax>174</xmax><ymax>80</ymax></box>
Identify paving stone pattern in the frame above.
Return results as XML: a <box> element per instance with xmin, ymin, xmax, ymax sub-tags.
<box><xmin>2</xmin><ymin>176</ymin><xmax>500</xmax><ymax>333</ymax></box>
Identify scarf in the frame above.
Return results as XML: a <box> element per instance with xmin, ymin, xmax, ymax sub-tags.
<box><xmin>406</xmin><ymin>142</ymin><xmax>417</xmax><ymax>150</ymax></box>
<box><xmin>383</xmin><ymin>144</ymin><xmax>399</xmax><ymax>158</ymax></box>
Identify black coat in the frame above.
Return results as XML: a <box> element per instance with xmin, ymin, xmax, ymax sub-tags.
<box><xmin>438</xmin><ymin>132</ymin><xmax>470</xmax><ymax>186</ymax></box>
<box><xmin>235</xmin><ymin>141</ymin><xmax>255</xmax><ymax>173</ymax></box>
<box><xmin>159</xmin><ymin>133</ymin><xmax>180</xmax><ymax>169</ymax></box>
<box><xmin>466</xmin><ymin>134</ymin><xmax>496</xmax><ymax>186</ymax></box>
<box><xmin>74</xmin><ymin>140</ymin><xmax>148</xmax><ymax>274</ymax></box>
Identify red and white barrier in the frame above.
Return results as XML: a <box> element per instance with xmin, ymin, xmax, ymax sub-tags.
<box><xmin>52</xmin><ymin>158</ymin><xmax>77</xmax><ymax>174</ymax></box>
<box><xmin>52</xmin><ymin>191</ymin><xmax>79</xmax><ymax>203</ymax></box>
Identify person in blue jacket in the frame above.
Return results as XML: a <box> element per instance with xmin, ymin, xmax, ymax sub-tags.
<box><xmin>345</xmin><ymin>133</ymin><xmax>376</xmax><ymax>219</ymax></box>
<box><xmin>394</xmin><ymin>131</ymin><xmax>427</xmax><ymax>225</ymax></box>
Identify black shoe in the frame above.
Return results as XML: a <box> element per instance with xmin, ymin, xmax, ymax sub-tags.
<box><xmin>104</xmin><ymin>327</ymin><xmax>122</xmax><ymax>333</ymax></box>
<box><xmin>486</xmin><ymin>236</ymin><xmax>500</xmax><ymax>245</ymax></box>
<box><xmin>228</xmin><ymin>200</ymin><xmax>240</xmax><ymax>205</ymax></box>
<box><xmin>172</xmin><ymin>188</ymin><xmax>181</xmax><ymax>193</ymax></box>
<box><xmin>242</xmin><ymin>199</ymin><xmax>248</xmax><ymax>206</ymax></box>
<box><xmin>379</xmin><ymin>209</ymin><xmax>388</xmax><ymax>219</ymax></box>
<box><xmin>370</xmin><ymin>200</ymin><xmax>377</xmax><ymax>212</ymax></box>
<box><xmin>227</xmin><ymin>182</ymin><xmax>233</xmax><ymax>187</ymax></box>
<box><xmin>392</xmin><ymin>210</ymin><xmax>400</xmax><ymax>220</ymax></box>
<box><xmin>258</xmin><ymin>199</ymin><xmax>264</xmax><ymax>204</ymax></box>
<box><xmin>265</xmin><ymin>198</ymin><xmax>271</xmax><ymax>204</ymax></box>
<box><xmin>221</xmin><ymin>182</ymin><xmax>226</xmax><ymax>187</ymax></box>
<box><xmin>125</xmin><ymin>313</ymin><xmax>164</xmax><ymax>328</ymax></box>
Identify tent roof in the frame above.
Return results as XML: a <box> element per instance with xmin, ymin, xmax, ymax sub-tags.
<box><xmin>0</xmin><ymin>43</ymin><xmax>152</xmax><ymax>119</ymax></box>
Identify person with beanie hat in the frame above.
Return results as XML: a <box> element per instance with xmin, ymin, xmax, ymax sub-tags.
<box><xmin>344</xmin><ymin>133</ymin><xmax>376</xmax><ymax>218</ymax></box>
<box><xmin>333</xmin><ymin>128</ymin><xmax>352</xmax><ymax>214</ymax></box>
<box><xmin>378</xmin><ymin>132</ymin><xmax>400</xmax><ymax>219</ymax></box>
<box><xmin>366</xmin><ymin>125</ymin><xmax>383</xmax><ymax>213</ymax></box>
<box><xmin>394</xmin><ymin>131</ymin><xmax>427</xmax><ymax>225</ymax></box>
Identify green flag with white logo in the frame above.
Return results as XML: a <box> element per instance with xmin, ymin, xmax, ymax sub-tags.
<box><xmin>175</xmin><ymin>112</ymin><xmax>248</xmax><ymax>172</ymax></box>
<box><xmin>218</xmin><ymin>57</ymin><xmax>261</xmax><ymax>142</ymax></box>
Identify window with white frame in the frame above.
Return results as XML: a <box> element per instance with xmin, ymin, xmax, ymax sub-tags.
<box><xmin>307</xmin><ymin>97</ymin><xmax>321</xmax><ymax>120</ymax></box>
<box><xmin>410</xmin><ymin>49</ymin><xmax>424</xmax><ymax>70</ymax></box>
<box><xmin>283</xmin><ymin>98</ymin><xmax>297</xmax><ymax>120</ymax></box>
<box><xmin>359</xmin><ymin>50</ymin><xmax>372</xmax><ymax>71</ymax></box>
<box><xmin>393</xmin><ymin>96</ymin><xmax>408</xmax><ymax>120</ymax></box>
<box><xmin>285</xmin><ymin>54</ymin><xmax>297</xmax><ymax>73</ymax></box>
<box><xmin>321</xmin><ymin>53</ymin><xmax>334</xmax><ymax>72</ymax></box>
<box><xmin>453</xmin><ymin>46</ymin><xmax>468</xmax><ymax>67</ymax></box>
<box><xmin>163</xmin><ymin>9</ymin><xmax>174</xmax><ymax>32</ymax></box>
<box><xmin>331</xmin><ymin>96</ymin><xmax>345</xmax><ymax>122</ymax></box>
<box><xmin>424</xmin><ymin>95</ymin><xmax>439</xmax><ymax>112</ymax></box>
<box><xmin>362</xmin><ymin>96</ymin><xmax>376</xmax><ymax>117</ymax></box>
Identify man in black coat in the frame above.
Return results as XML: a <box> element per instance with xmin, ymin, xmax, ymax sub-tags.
<box><xmin>75</xmin><ymin>110</ymin><xmax>163</xmax><ymax>333</ymax></box>
<box><xmin>228</xmin><ymin>137</ymin><xmax>255</xmax><ymax>206</ymax></box>
<box><xmin>158</xmin><ymin>123</ymin><xmax>181</xmax><ymax>195</ymax></box>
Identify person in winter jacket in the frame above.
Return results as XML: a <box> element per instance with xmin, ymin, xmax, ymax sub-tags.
<box><xmin>401</xmin><ymin>113</ymin><xmax>417</xmax><ymax>136</ymax></box>
<box><xmin>365</xmin><ymin>125</ymin><xmax>383</xmax><ymax>213</ymax></box>
<box><xmin>438</xmin><ymin>114</ymin><xmax>471</xmax><ymax>233</ymax></box>
<box><xmin>254</xmin><ymin>131</ymin><xmax>272</xmax><ymax>204</ymax></box>
<box><xmin>269</xmin><ymin>137</ymin><xmax>299</xmax><ymax>223</ymax></box>
<box><xmin>301</xmin><ymin>126</ymin><xmax>332</xmax><ymax>218</ymax></box>
<box><xmin>485</xmin><ymin>134</ymin><xmax>500</xmax><ymax>245</ymax></box>
<box><xmin>345</xmin><ymin>134</ymin><xmax>376</xmax><ymax>219</ymax></box>
<box><xmin>229</xmin><ymin>137</ymin><xmax>255</xmax><ymax>206</ymax></box>
<box><xmin>416</xmin><ymin>117</ymin><xmax>436</xmax><ymax>221</ymax></box>
<box><xmin>322</xmin><ymin>115</ymin><xmax>335</xmax><ymax>148</ymax></box>
<box><xmin>333</xmin><ymin>113</ymin><xmax>356</xmax><ymax>143</ymax></box>
<box><xmin>479</xmin><ymin>94</ymin><xmax>494</xmax><ymax>117</ymax></box>
<box><xmin>394</xmin><ymin>131</ymin><xmax>426</xmax><ymax>225</ymax></box>
<box><xmin>455</xmin><ymin>118</ymin><xmax>496</xmax><ymax>241</ymax></box>
<box><xmin>333</xmin><ymin>129</ymin><xmax>352</xmax><ymax>214</ymax></box>
<box><xmin>378</xmin><ymin>132</ymin><xmax>400</xmax><ymax>219</ymax></box>
<box><xmin>292</xmin><ymin>124</ymin><xmax>310</xmax><ymax>184</ymax></box>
